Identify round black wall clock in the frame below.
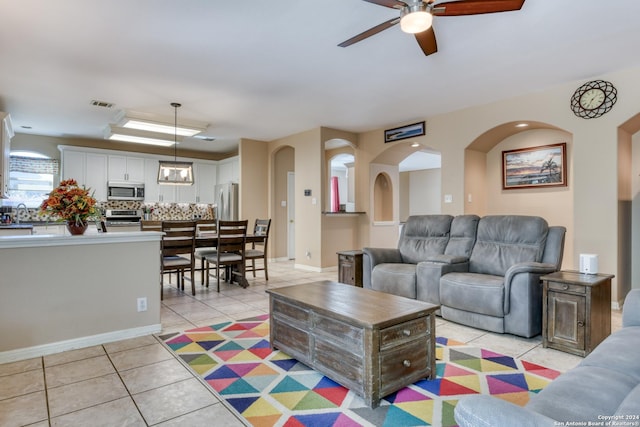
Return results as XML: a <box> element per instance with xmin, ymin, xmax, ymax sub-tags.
<box><xmin>570</xmin><ymin>80</ymin><xmax>617</xmax><ymax>119</ymax></box>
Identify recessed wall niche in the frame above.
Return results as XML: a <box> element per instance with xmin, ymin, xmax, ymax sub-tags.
<box><xmin>373</xmin><ymin>172</ymin><xmax>393</xmax><ymax>221</ymax></box>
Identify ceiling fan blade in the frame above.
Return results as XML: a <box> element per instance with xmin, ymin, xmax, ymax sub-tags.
<box><xmin>362</xmin><ymin>0</ymin><xmax>406</xmax><ymax>9</ymax></box>
<box><xmin>338</xmin><ymin>17</ymin><xmax>400</xmax><ymax>48</ymax></box>
<box><xmin>431</xmin><ymin>0</ymin><xmax>524</xmax><ymax>16</ymax></box>
<box><xmin>415</xmin><ymin>27</ymin><xmax>437</xmax><ymax>56</ymax></box>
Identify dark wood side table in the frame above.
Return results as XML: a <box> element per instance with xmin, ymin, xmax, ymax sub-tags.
<box><xmin>541</xmin><ymin>271</ymin><xmax>614</xmax><ymax>357</ymax></box>
<box><xmin>337</xmin><ymin>250</ymin><xmax>363</xmax><ymax>287</ymax></box>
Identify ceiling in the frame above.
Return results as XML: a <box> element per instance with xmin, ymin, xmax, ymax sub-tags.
<box><xmin>1</xmin><ymin>0</ymin><xmax>640</xmax><ymax>155</ymax></box>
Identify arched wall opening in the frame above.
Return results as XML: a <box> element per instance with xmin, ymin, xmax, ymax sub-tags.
<box><xmin>464</xmin><ymin>121</ymin><xmax>574</xmax><ymax>269</ymax></box>
<box><xmin>271</xmin><ymin>145</ymin><xmax>295</xmax><ymax>261</ymax></box>
<box><xmin>619</xmin><ymin>112</ymin><xmax>640</xmax><ymax>298</ymax></box>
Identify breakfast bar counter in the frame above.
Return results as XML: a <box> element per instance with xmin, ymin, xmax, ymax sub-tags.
<box><xmin>0</xmin><ymin>232</ymin><xmax>163</xmax><ymax>363</ymax></box>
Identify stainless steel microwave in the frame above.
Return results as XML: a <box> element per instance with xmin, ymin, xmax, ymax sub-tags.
<box><xmin>107</xmin><ymin>181</ymin><xmax>145</xmax><ymax>201</ymax></box>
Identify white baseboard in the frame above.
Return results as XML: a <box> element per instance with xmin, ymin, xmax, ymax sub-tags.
<box><xmin>0</xmin><ymin>324</ymin><xmax>162</xmax><ymax>364</ymax></box>
<box><xmin>294</xmin><ymin>263</ymin><xmax>323</xmax><ymax>273</ymax></box>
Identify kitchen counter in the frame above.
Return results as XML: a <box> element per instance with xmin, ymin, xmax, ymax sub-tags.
<box><xmin>0</xmin><ymin>223</ymin><xmax>34</xmax><ymax>229</ymax></box>
<box><xmin>0</xmin><ymin>231</ymin><xmax>160</xmax><ymax>248</ymax></box>
<box><xmin>0</xmin><ymin>231</ymin><xmax>163</xmax><ymax>363</ymax></box>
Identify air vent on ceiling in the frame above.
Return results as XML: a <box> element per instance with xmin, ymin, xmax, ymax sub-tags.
<box><xmin>90</xmin><ymin>100</ymin><xmax>114</xmax><ymax>108</ymax></box>
<box><xmin>194</xmin><ymin>135</ymin><xmax>216</xmax><ymax>142</ymax></box>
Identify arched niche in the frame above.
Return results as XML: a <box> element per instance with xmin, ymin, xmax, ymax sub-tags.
<box><xmin>373</xmin><ymin>172</ymin><xmax>393</xmax><ymax>222</ymax></box>
<box><xmin>324</xmin><ymin>138</ymin><xmax>356</xmax><ymax>212</ymax></box>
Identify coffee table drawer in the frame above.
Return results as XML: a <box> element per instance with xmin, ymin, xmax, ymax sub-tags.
<box><xmin>314</xmin><ymin>337</ymin><xmax>364</xmax><ymax>395</ymax></box>
<box><xmin>379</xmin><ymin>338</ymin><xmax>430</xmax><ymax>396</ymax></box>
<box><xmin>273</xmin><ymin>298</ymin><xmax>310</xmax><ymax>323</ymax></box>
<box><xmin>272</xmin><ymin>318</ymin><xmax>311</xmax><ymax>360</ymax></box>
<box><xmin>314</xmin><ymin>313</ymin><xmax>363</xmax><ymax>349</ymax></box>
<box><xmin>380</xmin><ymin>317</ymin><xmax>429</xmax><ymax>350</ymax></box>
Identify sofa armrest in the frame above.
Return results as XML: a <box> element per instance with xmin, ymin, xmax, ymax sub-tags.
<box><xmin>362</xmin><ymin>248</ymin><xmax>403</xmax><ymax>289</ymax></box>
<box><xmin>503</xmin><ymin>262</ymin><xmax>557</xmax><ymax>314</ymax></box>
<box><xmin>423</xmin><ymin>254</ymin><xmax>468</xmax><ymax>264</ymax></box>
<box><xmin>623</xmin><ymin>289</ymin><xmax>640</xmax><ymax>327</ymax></box>
<box><xmin>455</xmin><ymin>395</ymin><xmax>556</xmax><ymax>427</ymax></box>
<box><xmin>416</xmin><ymin>260</ymin><xmax>469</xmax><ymax>304</ymax></box>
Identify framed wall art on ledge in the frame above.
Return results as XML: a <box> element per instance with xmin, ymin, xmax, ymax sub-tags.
<box><xmin>502</xmin><ymin>142</ymin><xmax>567</xmax><ymax>190</ymax></box>
<box><xmin>384</xmin><ymin>121</ymin><xmax>425</xmax><ymax>143</ymax></box>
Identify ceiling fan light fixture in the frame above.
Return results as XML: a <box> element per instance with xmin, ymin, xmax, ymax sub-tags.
<box><xmin>400</xmin><ymin>3</ymin><xmax>433</xmax><ymax>34</ymax></box>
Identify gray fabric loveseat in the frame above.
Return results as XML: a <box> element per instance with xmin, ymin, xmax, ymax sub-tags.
<box><xmin>454</xmin><ymin>289</ymin><xmax>640</xmax><ymax>426</ymax></box>
<box><xmin>363</xmin><ymin>215</ymin><xmax>566</xmax><ymax>338</ymax></box>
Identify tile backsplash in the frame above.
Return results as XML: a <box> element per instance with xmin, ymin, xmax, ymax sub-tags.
<box><xmin>10</xmin><ymin>202</ymin><xmax>215</xmax><ymax>222</ymax></box>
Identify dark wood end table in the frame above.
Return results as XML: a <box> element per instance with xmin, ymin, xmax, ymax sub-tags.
<box><xmin>541</xmin><ymin>271</ymin><xmax>614</xmax><ymax>357</ymax></box>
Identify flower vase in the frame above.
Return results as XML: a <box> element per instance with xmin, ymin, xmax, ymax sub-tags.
<box><xmin>66</xmin><ymin>221</ymin><xmax>88</xmax><ymax>236</ymax></box>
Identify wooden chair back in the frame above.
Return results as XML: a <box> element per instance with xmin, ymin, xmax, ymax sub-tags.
<box><xmin>216</xmin><ymin>220</ymin><xmax>248</xmax><ymax>256</ymax></box>
<box><xmin>140</xmin><ymin>220</ymin><xmax>162</xmax><ymax>232</ymax></box>
<box><xmin>161</xmin><ymin>220</ymin><xmax>197</xmax><ymax>258</ymax></box>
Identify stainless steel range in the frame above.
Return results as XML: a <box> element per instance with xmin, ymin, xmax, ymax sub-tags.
<box><xmin>104</xmin><ymin>209</ymin><xmax>143</xmax><ymax>226</ymax></box>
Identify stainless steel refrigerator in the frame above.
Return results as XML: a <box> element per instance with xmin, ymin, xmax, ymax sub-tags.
<box><xmin>215</xmin><ymin>183</ymin><xmax>239</xmax><ymax>221</ymax></box>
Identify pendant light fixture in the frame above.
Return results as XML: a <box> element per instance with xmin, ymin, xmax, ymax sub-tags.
<box><xmin>157</xmin><ymin>103</ymin><xmax>194</xmax><ymax>186</ymax></box>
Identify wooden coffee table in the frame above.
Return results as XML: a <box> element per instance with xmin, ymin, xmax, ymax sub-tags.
<box><xmin>266</xmin><ymin>281</ymin><xmax>439</xmax><ymax>408</ymax></box>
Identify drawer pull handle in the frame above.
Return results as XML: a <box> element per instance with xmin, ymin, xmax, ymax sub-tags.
<box><xmin>403</xmin><ymin>329</ymin><xmax>411</xmax><ymax>336</ymax></box>
<box><xmin>403</xmin><ymin>359</ymin><xmax>411</xmax><ymax>367</ymax></box>
<box><xmin>562</xmin><ymin>284</ymin><xmax>569</xmax><ymax>290</ymax></box>
<box><xmin>577</xmin><ymin>321</ymin><xmax>584</xmax><ymax>327</ymax></box>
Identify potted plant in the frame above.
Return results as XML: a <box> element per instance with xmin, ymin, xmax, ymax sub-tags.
<box><xmin>40</xmin><ymin>179</ymin><xmax>99</xmax><ymax>235</ymax></box>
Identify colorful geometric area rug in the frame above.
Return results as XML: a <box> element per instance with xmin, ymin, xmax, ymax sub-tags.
<box><xmin>159</xmin><ymin>314</ymin><xmax>560</xmax><ymax>427</ymax></box>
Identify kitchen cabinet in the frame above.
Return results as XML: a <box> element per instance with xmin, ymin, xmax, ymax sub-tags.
<box><xmin>176</xmin><ymin>162</ymin><xmax>217</xmax><ymax>203</ymax></box>
<box><xmin>216</xmin><ymin>156</ymin><xmax>238</xmax><ymax>185</ymax></box>
<box><xmin>60</xmin><ymin>148</ymin><xmax>108</xmax><ymax>201</ymax></box>
<box><xmin>144</xmin><ymin>158</ymin><xmax>175</xmax><ymax>203</ymax></box>
<box><xmin>0</xmin><ymin>112</ymin><xmax>14</xmax><ymax>199</ymax></box>
<box><xmin>108</xmin><ymin>155</ymin><xmax>145</xmax><ymax>182</ymax></box>
<box><xmin>145</xmin><ymin>159</ymin><xmax>217</xmax><ymax>204</ymax></box>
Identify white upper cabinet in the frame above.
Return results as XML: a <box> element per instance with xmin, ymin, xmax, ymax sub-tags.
<box><xmin>217</xmin><ymin>156</ymin><xmax>239</xmax><ymax>184</ymax></box>
<box><xmin>59</xmin><ymin>145</ymin><xmax>228</xmax><ymax>204</ymax></box>
<box><xmin>196</xmin><ymin>162</ymin><xmax>217</xmax><ymax>203</ymax></box>
<box><xmin>60</xmin><ymin>148</ymin><xmax>108</xmax><ymax>201</ymax></box>
<box><xmin>144</xmin><ymin>158</ymin><xmax>175</xmax><ymax>203</ymax></box>
<box><xmin>0</xmin><ymin>112</ymin><xmax>14</xmax><ymax>199</ymax></box>
<box><xmin>108</xmin><ymin>155</ymin><xmax>145</xmax><ymax>182</ymax></box>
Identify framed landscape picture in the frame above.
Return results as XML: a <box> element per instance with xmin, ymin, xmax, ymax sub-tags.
<box><xmin>384</xmin><ymin>121</ymin><xmax>425</xmax><ymax>143</ymax></box>
<box><xmin>502</xmin><ymin>143</ymin><xmax>567</xmax><ymax>190</ymax></box>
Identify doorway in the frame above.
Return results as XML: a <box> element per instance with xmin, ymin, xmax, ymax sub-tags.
<box><xmin>287</xmin><ymin>171</ymin><xmax>295</xmax><ymax>259</ymax></box>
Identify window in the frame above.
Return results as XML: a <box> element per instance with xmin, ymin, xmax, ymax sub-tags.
<box><xmin>6</xmin><ymin>151</ymin><xmax>59</xmax><ymax>208</ymax></box>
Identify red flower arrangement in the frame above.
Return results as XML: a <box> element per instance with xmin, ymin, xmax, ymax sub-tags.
<box><xmin>40</xmin><ymin>179</ymin><xmax>99</xmax><ymax>225</ymax></box>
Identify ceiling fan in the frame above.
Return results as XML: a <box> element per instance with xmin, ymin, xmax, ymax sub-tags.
<box><xmin>338</xmin><ymin>0</ymin><xmax>525</xmax><ymax>56</ymax></box>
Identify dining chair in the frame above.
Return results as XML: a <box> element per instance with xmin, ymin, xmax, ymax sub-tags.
<box><xmin>194</xmin><ymin>219</ymin><xmax>218</xmax><ymax>285</ymax></box>
<box><xmin>245</xmin><ymin>218</ymin><xmax>271</xmax><ymax>280</ymax></box>
<box><xmin>140</xmin><ymin>220</ymin><xmax>162</xmax><ymax>232</ymax></box>
<box><xmin>161</xmin><ymin>220</ymin><xmax>197</xmax><ymax>299</ymax></box>
<box><xmin>204</xmin><ymin>220</ymin><xmax>248</xmax><ymax>292</ymax></box>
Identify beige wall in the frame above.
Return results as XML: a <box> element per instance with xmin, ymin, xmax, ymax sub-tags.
<box><xmin>352</xmin><ymin>65</ymin><xmax>640</xmax><ymax>305</ymax></box>
<box><xmin>268</xmin><ymin>128</ymin><xmax>323</xmax><ymax>268</ymax></box>
<box><xmin>484</xmin><ymin>129</ymin><xmax>574</xmax><ymax>269</ymax></box>
<box><xmin>399</xmin><ymin>172</ymin><xmax>410</xmax><ymax>221</ymax></box>
<box><xmin>408</xmin><ymin>169</ymin><xmax>441</xmax><ymax>216</ymax></box>
<box><xmin>239</xmin><ymin>138</ymin><xmax>268</xmax><ymax>227</ymax></box>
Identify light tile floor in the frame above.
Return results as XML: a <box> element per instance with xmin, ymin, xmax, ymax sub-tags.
<box><xmin>0</xmin><ymin>261</ymin><xmax>623</xmax><ymax>426</ymax></box>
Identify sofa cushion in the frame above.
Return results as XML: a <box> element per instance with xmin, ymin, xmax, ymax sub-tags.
<box><xmin>371</xmin><ymin>263</ymin><xmax>417</xmax><ymax>299</ymax></box>
<box><xmin>526</xmin><ymin>366</ymin><xmax>637</xmax><ymax>422</ymax></box>
<box><xmin>444</xmin><ymin>214</ymin><xmax>480</xmax><ymax>257</ymax></box>
<box><xmin>470</xmin><ymin>216</ymin><xmax>549</xmax><ymax>276</ymax></box>
<box><xmin>398</xmin><ymin>215</ymin><xmax>453</xmax><ymax>264</ymax></box>
<box><xmin>579</xmin><ymin>326</ymin><xmax>640</xmax><ymax>382</ymax></box>
<box><xmin>615</xmin><ymin>384</ymin><xmax>640</xmax><ymax>416</ymax></box>
<box><xmin>440</xmin><ymin>272</ymin><xmax>505</xmax><ymax>316</ymax></box>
